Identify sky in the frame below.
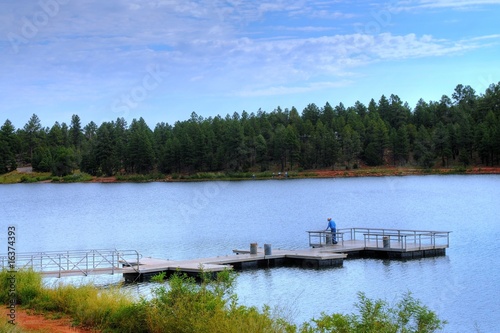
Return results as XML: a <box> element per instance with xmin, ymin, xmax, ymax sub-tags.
<box><xmin>1</xmin><ymin>0</ymin><xmax>500</xmax><ymax>130</ymax></box>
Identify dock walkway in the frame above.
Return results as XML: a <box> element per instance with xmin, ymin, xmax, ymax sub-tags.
<box><xmin>122</xmin><ymin>247</ymin><xmax>347</xmax><ymax>282</ymax></box>
<box><xmin>1</xmin><ymin>228</ymin><xmax>450</xmax><ymax>282</ymax></box>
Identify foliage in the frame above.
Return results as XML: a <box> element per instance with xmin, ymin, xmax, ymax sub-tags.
<box><xmin>0</xmin><ymin>270</ymin><xmax>446</xmax><ymax>333</ymax></box>
<box><xmin>61</xmin><ymin>173</ymin><xmax>93</xmax><ymax>183</ymax></box>
<box><xmin>0</xmin><ymin>269</ymin><xmax>43</xmax><ymax>306</ymax></box>
<box><xmin>2</xmin><ymin>82</ymin><xmax>500</xmax><ymax>177</ymax></box>
<box><xmin>300</xmin><ymin>292</ymin><xmax>446</xmax><ymax>333</ymax></box>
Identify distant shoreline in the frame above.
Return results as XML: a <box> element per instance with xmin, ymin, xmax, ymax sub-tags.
<box><xmin>1</xmin><ymin>166</ymin><xmax>499</xmax><ymax>184</ymax></box>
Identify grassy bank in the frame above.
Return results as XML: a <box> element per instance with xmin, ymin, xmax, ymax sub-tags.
<box><xmin>0</xmin><ymin>171</ymin><xmax>93</xmax><ymax>184</ymax></box>
<box><xmin>1</xmin><ymin>166</ymin><xmax>499</xmax><ymax>184</ymax></box>
<box><xmin>1</xmin><ymin>269</ymin><xmax>446</xmax><ymax>333</ymax></box>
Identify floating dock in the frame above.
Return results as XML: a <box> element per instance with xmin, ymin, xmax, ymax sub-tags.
<box><xmin>122</xmin><ymin>248</ymin><xmax>347</xmax><ymax>282</ymax></box>
<box><xmin>307</xmin><ymin>227</ymin><xmax>451</xmax><ymax>260</ymax></box>
<box><xmin>122</xmin><ymin>227</ymin><xmax>451</xmax><ymax>282</ymax></box>
<box><xmin>0</xmin><ymin>228</ymin><xmax>450</xmax><ymax>282</ymax></box>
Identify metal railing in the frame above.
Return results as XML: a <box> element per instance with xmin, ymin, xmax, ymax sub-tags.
<box><xmin>307</xmin><ymin>230</ymin><xmax>345</xmax><ymax>247</ymax></box>
<box><xmin>0</xmin><ymin>249</ymin><xmax>142</xmax><ymax>278</ymax></box>
<box><xmin>308</xmin><ymin>228</ymin><xmax>450</xmax><ymax>250</ymax></box>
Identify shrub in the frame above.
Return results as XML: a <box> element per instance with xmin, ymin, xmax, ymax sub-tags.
<box><xmin>62</xmin><ymin>173</ymin><xmax>93</xmax><ymax>182</ymax></box>
<box><xmin>300</xmin><ymin>292</ymin><xmax>446</xmax><ymax>333</ymax></box>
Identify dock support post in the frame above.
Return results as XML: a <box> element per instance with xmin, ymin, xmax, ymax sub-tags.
<box><xmin>264</xmin><ymin>244</ymin><xmax>272</xmax><ymax>255</ymax></box>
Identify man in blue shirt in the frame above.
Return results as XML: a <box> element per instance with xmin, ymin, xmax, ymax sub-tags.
<box><xmin>326</xmin><ymin>217</ymin><xmax>338</xmax><ymax>244</ymax></box>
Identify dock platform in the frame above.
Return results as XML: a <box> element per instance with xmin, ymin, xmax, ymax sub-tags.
<box><xmin>1</xmin><ymin>228</ymin><xmax>450</xmax><ymax>282</ymax></box>
<box><xmin>307</xmin><ymin>227</ymin><xmax>451</xmax><ymax>260</ymax></box>
<box><xmin>122</xmin><ymin>248</ymin><xmax>347</xmax><ymax>282</ymax></box>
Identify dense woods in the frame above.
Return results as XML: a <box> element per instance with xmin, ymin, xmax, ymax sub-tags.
<box><xmin>1</xmin><ymin>82</ymin><xmax>500</xmax><ymax>177</ymax></box>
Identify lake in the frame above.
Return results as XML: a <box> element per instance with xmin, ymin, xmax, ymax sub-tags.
<box><xmin>1</xmin><ymin>175</ymin><xmax>499</xmax><ymax>332</ymax></box>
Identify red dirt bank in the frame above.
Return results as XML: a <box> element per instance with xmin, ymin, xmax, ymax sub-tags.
<box><xmin>2</xmin><ymin>308</ymin><xmax>98</xmax><ymax>333</ymax></box>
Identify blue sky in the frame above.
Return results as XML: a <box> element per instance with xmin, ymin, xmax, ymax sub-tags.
<box><xmin>1</xmin><ymin>0</ymin><xmax>500</xmax><ymax>129</ymax></box>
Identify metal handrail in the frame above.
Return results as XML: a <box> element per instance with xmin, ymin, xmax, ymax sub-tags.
<box><xmin>307</xmin><ymin>230</ymin><xmax>344</xmax><ymax>247</ymax></box>
<box><xmin>308</xmin><ymin>228</ymin><xmax>451</xmax><ymax>250</ymax></box>
<box><xmin>0</xmin><ymin>249</ymin><xmax>142</xmax><ymax>277</ymax></box>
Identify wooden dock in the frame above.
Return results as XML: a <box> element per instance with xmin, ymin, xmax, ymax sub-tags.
<box><xmin>122</xmin><ymin>248</ymin><xmax>347</xmax><ymax>282</ymax></box>
<box><xmin>0</xmin><ymin>228</ymin><xmax>450</xmax><ymax>281</ymax></box>
<box><xmin>307</xmin><ymin>227</ymin><xmax>451</xmax><ymax>260</ymax></box>
<box><xmin>123</xmin><ymin>227</ymin><xmax>450</xmax><ymax>282</ymax></box>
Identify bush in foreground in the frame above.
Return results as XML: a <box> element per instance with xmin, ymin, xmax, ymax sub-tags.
<box><xmin>1</xmin><ymin>269</ymin><xmax>446</xmax><ymax>333</ymax></box>
<box><xmin>301</xmin><ymin>292</ymin><xmax>446</xmax><ymax>333</ymax></box>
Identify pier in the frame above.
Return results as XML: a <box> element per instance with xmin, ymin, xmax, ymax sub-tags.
<box><xmin>0</xmin><ymin>228</ymin><xmax>450</xmax><ymax>282</ymax></box>
<box><xmin>307</xmin><ymin>227</ymin><xmax>451</xmax><ymax>259</ymax></box>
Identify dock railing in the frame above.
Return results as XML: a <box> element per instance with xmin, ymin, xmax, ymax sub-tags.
<box><xmin>307</xmin><ymin>230</ymin><xmax>345</xmax><ymax>247</ymax></box>
<box><xmin>0</xmin><ymin>249</ymin><xmax>142</xmax><ymax>277</ymax></box>
<box><xmin>308</xmin><ymin>228</ymin><xmax>450</xmax><ymax>250</ymax></box>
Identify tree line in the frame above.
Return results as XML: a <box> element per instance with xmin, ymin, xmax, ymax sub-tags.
<box><xmin>1</xmin><ymin>82</ymin><xmax>499</xmax><ymax>176</ymax></box>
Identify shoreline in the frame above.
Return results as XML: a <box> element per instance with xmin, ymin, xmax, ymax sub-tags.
<box><xmin>1</xmin><ymin>166</ymin><xmax>499</xmax><ymax>184</ymax></box>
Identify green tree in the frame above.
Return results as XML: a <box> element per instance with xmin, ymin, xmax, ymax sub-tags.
<box><xmin>84</xmin><ymin>121</ymin><xmax>98</xmax><ymax>141</ymax></box>
<box><xmin>51</xmin><ymin>146</ymin><xmax>76</xmax><ymax>176</ymax></box>
<box><xmin>457</xmin><ymin>114</ymin><xmax>474</xmax><ymax>165</ymax></box>
<box><xmin>453</xmin><ymin>84</ymin><xmax>477</xmax><ymax>118</ymax></box>
<box><xmin>364</xmin><ymin>114</ymin><xmax>389</xmax><ymax>166</ymax></box>
<box><xmin>302</xmin><ymin>103</ymin><xmax>321</xmax><ymax>125</ymax></box>
<box><xmin>475</xmin><ymin>111</ymin><xmax>498</xmax><ymax>165</ymax></box>
<box><xmin>377</xmin><ymin>95</ymin><xmax>390</xmax><ymax>123</ymax></box>
<box><xmin>387</xmin><ymin>94</ymin><xmax>407</xmax><ymax>128</ymax></box>
<box><xmin>255</xmin><ymin>134</ymin><xmax>268</xmax><ymax>171</ymax></box>
<box><xmin>0</xmin><ymin>120</ymin><xmax>18</xmax><ymax>173</ymax></box>
<box><xmin>47</xmin><ymin>122</ymin><xmax>64</xmax><ymax>147</ymax></box>
<box><xmin>114</xmin><ymin>117</ymin><xmax>128</xmax><ymax>172</ymax></box>
<box><xmin>392</xmin><ymin>126</ymin><xmax>410</xmax><ymax>166</ymax></box>
<box><xmin>321</xmin><ymin>102</ymin><xmax>335</xmax><ymax>127</ymax></box>
<box><xmin>354</xmin><ymin>100</ymin><xmax>368</xmax><ymax>117</ymax></box>
<box><xmin>433</xmin><ymin>122</ymin><xmax>452</xmax><ymax>167</ymax></box>
<box><xmin>272</xmin><ymin>124</ymin><xmax>287</xmax><ymax>171</ymax></box>
<box><xmin>95</xmin><ymin>122</ymin><xmax>116</xmax><ymax>176</ymax></box>
<box><xmin>33</xmin><ymin>147</ymin><xmax>53</xmax><ymax>172</ymax></box>
<box><xmin>413</xmin><ymin>99</ymin><xmax>435</xmax><ymax>129</ymax></box>
<box><xmin>69</xmin><ymin>114</ymin><xmax>83</xmax><ymax>149</ymax></box>
<box><xmin>22</xmin><ymin>113</ymin><xmax>42</xmax><ymax>163</ymax></box>
<box><xmin>341</xmin><ymin>125</ymin><xmax>360</xmax><ymax>168</ymax></box>
<box><xmin>414</xmin><ymin>126</ymin><xmax>435</xmax><ymax>168</ymax></box>
<box><xmin>80</xmin><ymin>121</ymin><xmax>99</xmax><ymax>175</ymax></box>
<box><xmin>285</xmin><ymin>124</ymin><xmax>300</xmax><ymax>170</ymax></box>
<box><xmin>127</xmin><ymin>118</ymin><xmax>155</xmax><ymax>174</ymax></box>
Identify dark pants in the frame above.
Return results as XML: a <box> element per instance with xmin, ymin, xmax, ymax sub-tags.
<box><xmin>331</xmin><ymin>228</ymin><xmax>337</xmax><ymax>243</ymax></box>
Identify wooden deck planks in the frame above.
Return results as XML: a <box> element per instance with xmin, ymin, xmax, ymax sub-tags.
<box><xmin>122</xmin><ymin>247</ymin><xmax>348</xmax><ymax>277</ymax></box>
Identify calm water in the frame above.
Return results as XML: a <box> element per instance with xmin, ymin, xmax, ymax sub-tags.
<box><xmin>1</xmin><ymin>175</ymin><xmax>499</xmax><ymax>332</ymax></box>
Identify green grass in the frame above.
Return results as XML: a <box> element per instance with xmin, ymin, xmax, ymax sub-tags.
<box><xmin>115</xmin><ymin>173</ymin><xmax>166</xmax><ymax>182</ymax></box>
<box><xmin>0</xmin><ymin>171</ymin><xmax>52</xmax><ymax>184</ymax></box>
<box><xmin>0</xmin><ymin>171</ymin><xmax>94</xmax><ymax>184</ymax></box>
<box><xmin>0</xmin><ymin>321</ymin><xmax>30</xmax><ymax>333</ymax></box>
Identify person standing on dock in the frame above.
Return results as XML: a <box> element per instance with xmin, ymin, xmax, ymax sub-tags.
<box><xmin>326</xmin><ymin>218</ymin><xmax>338</xmax><ymax>244</ymax></box>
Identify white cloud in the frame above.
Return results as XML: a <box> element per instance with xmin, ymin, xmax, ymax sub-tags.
<box><xmin>391</xmin><ymin>0</ymin><xmax>500</xmax><ymax>11</ymax></box>
<box><xmin>236</xmin><ymin>81</ymin><xmax>354</xmax><ymax>97</ymax></box>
